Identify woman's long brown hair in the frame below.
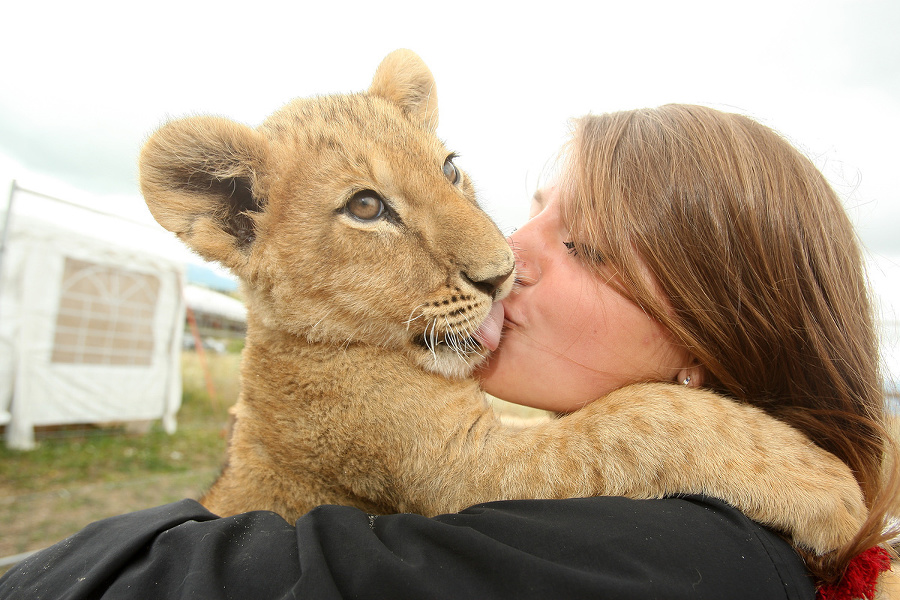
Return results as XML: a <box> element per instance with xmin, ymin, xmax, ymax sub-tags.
<box><xmin>559</xmin><ymin>104</ymin><xmax>899</xmax><ymax>584</ymax></box>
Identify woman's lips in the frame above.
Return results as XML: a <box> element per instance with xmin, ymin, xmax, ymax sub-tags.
<box><xmin>500</xmin><ymin>305</ymin><xmax>519</xmax><ymax>329</ymax></box>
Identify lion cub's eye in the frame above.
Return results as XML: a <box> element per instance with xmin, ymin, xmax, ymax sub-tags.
<box><xmin>345</xmin><ymin>190</ymin><xmax>385</xmax><ymax>221</ymax></box>
<box><xmin>442</xmin><ymin>155</ymin><xmax>460</xmax><ymax>185</ymax></box>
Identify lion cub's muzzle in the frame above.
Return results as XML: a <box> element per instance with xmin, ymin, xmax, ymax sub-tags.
<box><xmin>462</xmin><ymin>266</ymin><xmax>514</xmax><ymax>301</ymax></box>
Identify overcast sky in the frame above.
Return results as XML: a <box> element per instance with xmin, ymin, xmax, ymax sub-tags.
<box><xmin>1</xmin><ymin>0</ymin><xmax>898</xmax><ymax>315</ymax></box>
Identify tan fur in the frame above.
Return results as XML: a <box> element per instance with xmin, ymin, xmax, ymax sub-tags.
<box><xmin>877</xmin><ymin>568</ymin><xmax>900</xmax><ymax>599</ymax></box>
<box><xmin>140</xmin><ymin>49</ymin><xmax>866</xmax><ymax>557</ymax></box>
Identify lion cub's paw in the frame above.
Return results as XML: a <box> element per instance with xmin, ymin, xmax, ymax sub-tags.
<box><xmin>755</xmin><ymin>443</ymin><xmax>866</xmax><ymax>555</ymax></box>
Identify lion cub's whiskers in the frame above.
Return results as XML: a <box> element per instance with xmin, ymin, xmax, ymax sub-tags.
<box><xmin>404</xmin><ymin>305</ymin><xmax>428</xmax><ymax>330</ymax></box>
<box><xmin>430</xmin><ymin>320</ymin><xmax>441</xmax><ymax>362</ymax></box>
<box><xmin>462</xmin><ymin>313</ymin><xmax>487</xmax><ymax>358</ymax></box>
<box><xmin>443</xmin><ymin>317</ymin><xmax>465</xmax><ymax>360</ymax></box>
<box><xmin>310</xmin><ymin>307</ymin><xmax>337</xmax><ymax>336</ymax></box>
<box><xmin>440</xmin><ymin>315</ymin><xmax>484</xmax><ymax>361</ymax></box>
<box><xmin>511</xmin><ymin>273</ymin><xmax>536</xmax><ymax>291</ymax></box>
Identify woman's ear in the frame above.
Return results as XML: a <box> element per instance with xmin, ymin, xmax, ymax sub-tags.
<box><xmin>676</xmin><ymin>362</ymin><xmax>705</xmax><ymax>388</ymax></box>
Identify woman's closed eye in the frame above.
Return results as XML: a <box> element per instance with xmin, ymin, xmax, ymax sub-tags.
<box><xmin>564</xmin><ymin>240</ymin><xmax>604</xmax><ymax>263</ymax></box>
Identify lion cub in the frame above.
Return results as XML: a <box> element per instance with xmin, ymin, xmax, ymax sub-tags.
<box><xmin>140</xmin><ymin>49</ymin><xmax>864</xmax><ymax>557</ymax></box>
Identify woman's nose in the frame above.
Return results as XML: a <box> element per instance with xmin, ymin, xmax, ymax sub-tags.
<box><xmin>508</xmin><ymin>233</ymin><xmax>538</xmax><ymax>289</ymax></box>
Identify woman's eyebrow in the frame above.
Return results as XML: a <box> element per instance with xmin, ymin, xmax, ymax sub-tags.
<box><xmin>532</xmin><ymin>189</ymin><xmax>546</xmax><ymax>208</ymax></box>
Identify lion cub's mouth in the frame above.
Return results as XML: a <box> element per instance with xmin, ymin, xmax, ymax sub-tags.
<box><xmin>412</xmin><ymin>328</ymin><xmax>486</xmax><ymax>357</ymax></box>
<box><xmin>472</xmin><ymin>301</ymin><xmax>504</xmax><ymax>352</ymax></box>
<box><xmin>406</xmin><ymin>301</ymin><xmax>504</xmax><ymax>377</ymax></box>
<box><xmin>410</xmin><ymin>301</ymin><xmax>504</xmax><ymax>364</ymax></box>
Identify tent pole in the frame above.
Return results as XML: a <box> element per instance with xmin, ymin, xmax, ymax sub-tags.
<box><xmin>186</xmin><ymin>304</ymin><xmax>219</xmax><ymax>411</ymax></box>
<box><xmin>0</xmin><ymin>179</ymin><xmax>17</xmax><ymax>321</ymax></box>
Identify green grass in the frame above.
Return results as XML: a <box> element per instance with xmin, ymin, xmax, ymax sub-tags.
<box><xmin>0</xmin><ymin>352</ymin><xmax>237</xmax><ymax>491</ymax></box>
<box><xmin>0</xmin><ymin>350</ymin><xmax>241</xmax><ymax>567</ymax></box>
<box><xmin>0</xmin><ymin>422</ymin><xmax>219</xmax><ymax>492</ymax></box>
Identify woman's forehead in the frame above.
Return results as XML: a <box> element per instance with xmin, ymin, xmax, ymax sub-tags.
<box><xmin>533</xmin><ymin>185</ymin><xmax>585</xmax><ymax>236</ymax></box>
<box><xmin>530</xmin><ymin>186</ymin><xmax>561</xmax><ymax>219</ymax></box>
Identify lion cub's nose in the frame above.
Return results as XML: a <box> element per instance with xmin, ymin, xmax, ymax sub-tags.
<box><xmin>463</xmin><ymin>267</ymin><xmax>514</xmax><ymax>299</ymax></box>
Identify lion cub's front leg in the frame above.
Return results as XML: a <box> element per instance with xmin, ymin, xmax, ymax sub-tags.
<box><xmin>413</xmin><ymin>382</ymin><xmax>866</xmax><ymax>557</ymax></box>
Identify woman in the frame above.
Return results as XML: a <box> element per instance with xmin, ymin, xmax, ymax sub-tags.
<box><xmin>481</xmin><ymin>104</ymin><xmax>899</xmax><ymax>590</ymax></box>
<box><xmin>1</xmin><ymin>105</ymin><xmax>896</xmax><ymax>599</ymax></box>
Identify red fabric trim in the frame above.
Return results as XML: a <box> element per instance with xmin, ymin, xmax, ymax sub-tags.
<box><xmin>817</xmin><ymin>547</ymin><xmax>892</xmax><ymax>600</ymax></box>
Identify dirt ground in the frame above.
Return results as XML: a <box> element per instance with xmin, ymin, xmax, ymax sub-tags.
<box><xmin>0</xmin><ymin>468</ymin><xmax>220</xmax><ymax>573</ymax></box>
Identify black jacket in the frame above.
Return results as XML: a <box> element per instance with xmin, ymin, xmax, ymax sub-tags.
<box><xmin>0</xmin><ymin>495</ymin><xmax>814</xmax><ymax>599</ymax></box>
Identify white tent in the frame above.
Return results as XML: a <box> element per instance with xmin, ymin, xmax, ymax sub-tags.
<box><xmin>184</xmin><ymin>285</ymin><xmax>246</xmax><ymax>324</ymax></box>
<box><xmin>1</xmin><ymin>184</ymin><xmax>186</xmax><ymax>449</ymax></box>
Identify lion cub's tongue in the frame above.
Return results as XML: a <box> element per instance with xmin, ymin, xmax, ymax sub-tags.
<box><xmin>474</xmin><ymin>302</ymin><xmax>505</xmax><ymax>352</ymax></box>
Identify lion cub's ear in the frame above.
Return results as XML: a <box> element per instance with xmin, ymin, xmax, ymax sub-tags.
<box><xmin>369</xmin><ymin>49</ymin><xmax>439</xmax><ymax>132</ymax></box>
<box><xmin>139</xmin><ymin>116</ymin><xmax>269</xmax><ymax>273</ymax></box>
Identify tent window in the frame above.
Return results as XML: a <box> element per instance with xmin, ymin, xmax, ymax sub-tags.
<box><xmin>52</xmin><ymin>258</ymin><xmax>160</xmax><ymax>366</ymax></box>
